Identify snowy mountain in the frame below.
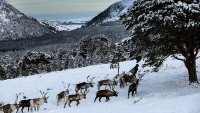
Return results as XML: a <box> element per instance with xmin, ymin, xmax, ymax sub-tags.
<box><xmin>0</xmin><ymin>56</ymin><xmax>200</xmax><ymax>113</ymax></box>
<box><xmin>42</xmin><ymin>18</ymin><xmax>90</xmax><ymax>31</ymax></box>
<box><xmin>83</xmin><ymin>0</ymin><xmax>135</xmax><ymax>27</ymax></box>
<box><xmin>0</xmin><ymin>0</ymin><xmax>56</xmax><ymax>41</ymax></box>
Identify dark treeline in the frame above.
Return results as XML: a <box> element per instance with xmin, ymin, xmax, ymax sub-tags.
<box><xmin>0</xmin><ymin>33</ymin><xmax>134</xmax><ymax>80</ymax></box>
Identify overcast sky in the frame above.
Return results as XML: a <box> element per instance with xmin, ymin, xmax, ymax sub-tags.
<box><xmin>5</xmin><ymin>0</ymin><xmax>119</xmax><ymax>20</ymax></box>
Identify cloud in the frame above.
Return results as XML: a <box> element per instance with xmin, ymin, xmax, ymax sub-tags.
<box><xmin>16</xmin><ymin>2</ymin><xmax>51</xmax><ymax>6</ymax></box>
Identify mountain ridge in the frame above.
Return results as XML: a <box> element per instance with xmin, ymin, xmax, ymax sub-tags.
<box><xmin>83</xmin><ymin>0</ymin><xmax>135</xmax><ymax>27</ymax></box>
<box><xmin>0</xmin><ymin>0</ymin><xmax>56</xmax><ymax>41</ymax></box>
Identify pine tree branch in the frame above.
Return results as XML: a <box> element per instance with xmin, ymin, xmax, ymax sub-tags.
<box><xmin>172</xmin><ymin>54</ymin><xmax>184</xmax><ymax>61</ymax></box>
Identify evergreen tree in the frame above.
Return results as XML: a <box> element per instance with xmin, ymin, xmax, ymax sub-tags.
<box><xmin>120</xmin><ymin>0</ymin><xmax>200</xmax><ymax>84</ymax></box>
<box><xmin>0</xmin><ymin>65</ymin><xmax>6</xmax><ymax>80</ymax></box>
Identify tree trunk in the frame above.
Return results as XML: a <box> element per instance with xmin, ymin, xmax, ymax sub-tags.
<box><xmin>184</xmin><ymin>56</ymin><xmax>199</xmax><ymax>84</ymax></box>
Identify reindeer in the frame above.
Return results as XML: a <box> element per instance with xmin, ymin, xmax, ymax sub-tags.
<box><xmin>75</xmin><ymin>75</ymin><xmax>95</xmax><ymax>93</ymax></box>
<box><xmin>16</xmin><ymin>99</ymin><xmax>31</xmax><ymax>113</ymax></box>
<box><xmin>29</xmin><ymin>91</ymin><xmax>49</xmax><ymax>112</ymax></box>
<box><xmin>2</xmin><ymin>93</ymin><xmax>21</xmax><ymax>113</ymax></box>
<box><xmin>97</xmin><ymin>79</ymin><xmax>117</xmax><ymax>90</ymax></box>
<box><xmin>64</xmin><ymin>90</ymin><xmax>89</xmax><ymax>108</ymax></box>
<box><xmin>2</xmin><ymin>104</ymin><xmax>19</xmax><ymax>113</ymax></box>
<box><xmin>94</xmin><ymin>88</ymin><xmax>118</xmax><ymax>102</ymax></box>
<box><xmin>14</xmin><ymin>93</ymin><xmax>30</xmax><ymax>113</ymax></box>
<box><xmin>119</xmin><ymin>74</ymin><xmax>137</xmax><ymax>88</ymax></box>
<box><xmin>128</xmin><ymin>79</ymin><xmax>139</xmax><ymax>99</ymax></box>
<box><xmin>57</xmin><ymin>83</ymin><xmax>71</xmax><ymax>106</ymax></box>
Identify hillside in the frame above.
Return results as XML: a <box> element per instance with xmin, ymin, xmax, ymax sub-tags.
<box><xmin>0</xmin><ymin>0</ymin><xmax>55</xmax><ymax>41</ymax></box>
<box><xmin>0</xmin><ymin>21</ymin><xmax>130</xmax><ymax>53</ymax></box>
<box><xmin>0</xmin><ymin>56</ymin><xmax>200</xmax><ymax>113</ymax></box>
<box><xmin>83</xmin><ymin>0</ymin><xmax>135</xmax><ymax>27</ymax></box>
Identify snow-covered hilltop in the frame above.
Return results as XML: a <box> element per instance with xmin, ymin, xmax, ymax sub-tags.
<box><xmin>83</xmin><ymin>0</ymin><xmax>135</xmax><ymax>27</ymax></box>
<box><xmin>0</xmin><ymin>0</ymin><xmax>56</xmax><ymax>41</ymax></box>
<box><xmin>41</xmin><ymin>18</ymin><xmax>91</xmax><ymax>31</ymax></box>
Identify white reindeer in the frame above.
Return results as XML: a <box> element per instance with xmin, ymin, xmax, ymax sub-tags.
<box><xmin>30</xmin><ymin>91</ymin><xmax>49</xmax><ymax>112</ymax></box>
<box><xmin>97</xmin><ymin>79</ymin><xmax>118</xmax><ymax>90</ymax></box>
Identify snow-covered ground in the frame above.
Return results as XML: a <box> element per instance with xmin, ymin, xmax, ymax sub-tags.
<box><xmin>0</xmin><ymin>57</ymin><xmax>200</xmax><ymax>113</ymax></box>
<box><xmin>42</xmin><ymin>17</ymin><xmax>92</xmax><ymax>31</ymax></box>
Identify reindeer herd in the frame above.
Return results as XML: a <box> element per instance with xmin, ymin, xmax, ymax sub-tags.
<box><xmin>0</xmin><ymin>72</ymin><xmax>143</xmax><ymax>113</ymax></box>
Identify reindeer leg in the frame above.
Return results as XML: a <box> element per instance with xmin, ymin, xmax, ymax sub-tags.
<box><xmin>94</xmin><ymin>96</ymin><xmax>98</xmax><ymax>102</ymax></box>
<box><xmin>68</xmin><ymin>101</ymin><xmax>72</xmax><ymax>107</ymax></box>
<box><xmin>57</xmin><ymin>100</ymin><xmax>59</xmax><ymax>106</ymax></box>
<box><xmin>64</xmin><ymin>102</ymin><xmax>67</xmax><ymax>108</ymax></box>
<box><xmin>30</xmin><ymin>107</ymin><xmax>33</xmax><ymax>112</ymax></box>
<box><xmin>128</xmin><ymin>91</ymin><xmax>130</xmax><ymax>99</ymax></box>
<box><xmin>36</xmin><ymin>106</ymin><xmax>38</xmax><ymax>112</ymax></box>
<box><xmin>106</xmin><ymin>97</ymin><xmax>110</xmax><ymax>101</ymax></box>
<box><xmin>99</xmin><ymin>97</ymin><xmax>102</xmax><ymax>102</ymax></box>
<box><xmin>21</xmin><ymin>107</ymin><xmax>25</xmax><ymax>113</ymax></box>
<box><xmin>20</xmin><ymin>107</ymin><xmax>24</xmax><ymax>113</ymax></box>
<box><xmin>76</xmin><ymin>100</ymin><xmax>78</xmax><ymax>106</ymax></box>
<box><xmin>108</xmin><ymin>85</ymin><xmax>111</xmax><ymax>89</ymax></box>
<box><xmin>105</xmin><ymin>96</ymin><xmax>108</xmax><ymax>102</ymax></box>
<box><xmin>16</xmin><ymin>107</ymin><xmax>19</xmax><ymax>113</ymax></box>
<box><xmin>132</xmin><ymin>91</ymin><xmax>135</xmax><ymax>97</ymax></box>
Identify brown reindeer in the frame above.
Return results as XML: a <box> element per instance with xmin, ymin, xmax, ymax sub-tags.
<box><xmin>57</xmin><ymin>83</ymin><xmax>71</xmax><ymax>106</ymax></box>
<box><xmin>97</xmin><ymin>79</ymin><xmax>117</xmax><ymax>90</ymax></box>
<box><xmin>2</xmin><ymin>104</ymin><xmax>19</xmax><ymax>113</ymax></box>
<box><xmin>75</xmin><ymin>75</ymin><xmax>95</xmax><ymax>93</ymax></box>
<box><xmin>119</xmin><ymin>74</ymin><xmax>137</xmax><ymax>88</ymax></box>
<box><xmin>16</xmin><ymin>99</ymin><xmax>31</xmax><ymax>113</ymax></box>
<box><xmin>127</xmin><ymin>79</ymin><xmax>139</xmax><ymax>99</ymax></box>
<box><xmin>94</xmin><ymin>89</ymin><xmax>118</xmax><ymax>102</ymax></box>
<box><xmin>3</xmin><ymin>93</ymin><xmax>21</xmax><ymax>113</ymax></box>
<box><xmin>15</xmin><ymin>93</ymin><xmax>32</xmax><ymax>113</ymax></box>
<box><xmin>29</xmin><ymin>91</ymin><xmax>49</xmax><ymax>112</ymax></box>
<box><xmin>64</xmin><ymin>90</ymin><xmax>89</xmax><ymax>108</ymax></box>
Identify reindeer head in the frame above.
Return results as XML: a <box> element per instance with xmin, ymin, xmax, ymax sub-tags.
<box><xmin>65</xmin><ymin>83</ymin><xmax>71</xmax><ymax>94</ymax></box>
<box><xmin>82</xmin><ymin>89</ymin><xmax>90</xmax><ymax>99</ymax></box>
<box><xmin>111</xmin><ymin>88</ymin><xmax>118</xmax><ymax>97</ymax></box>
<box><xmin>43</xmin><ymin>97</ymin><xmax>49</xmax><ymax>103</ymax></box>
<box><xmin>39</xmin><ymin>90</ymin><xmax>49</xmax><ymax>103</ymax></box>
<box><xmin>0</xmin><ymin>101</ymin><xmax>4</xmax><ymax>108</ymax></box>
<box><xmin>87</xmin><ymin>75</ymin><xmax>95</xmax><ymax>87</ymax></box>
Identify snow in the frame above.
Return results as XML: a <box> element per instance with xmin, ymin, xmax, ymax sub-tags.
<box><xmin>42</xmin><ymin>17</ymin><xmax>92</xmax><ymax>31</ymax></box>
<box><xmin>0</xmin><ymin>56</ymin><xmax>200</xmax><ymax>113</ymax></box>
<box><xmin>0</xmin><ymin>11</ymin><xmax>9</xmax><ymax>23</ymax></box>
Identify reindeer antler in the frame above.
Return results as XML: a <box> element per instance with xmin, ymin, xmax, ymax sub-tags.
<box><xmin>0</xmin><ymin>101</ymin><xmax>4</xmax><ymax>107</ymax></box>
<box><xmin>39</xmin><ymin>90</ymin><xmax>48</xmax><ymax>98</ymax></box>
<box><xmin>15</xmin><ymin>92</ymin><xmax>21</xmax><ymax>104</ymax></box>
<box><xmin>90</xmin><ymin>77</ymin><xmax>95</xmax><ymax>83</ymax></box>
<box><xmin>86</xmin><ymin>75</ymin><xmax>91</xmax><ymax>82</ymax></box>
<box><xmin>62</xmin><ymin>81</ymin><xmax>66</xmax><ymax>88</ymax></box>
<box><xmin>66</xmin><ymin>83</ymin><xmax>71</xmax><ymax>91</ymax></box>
